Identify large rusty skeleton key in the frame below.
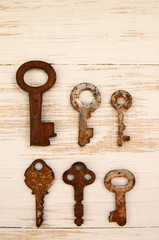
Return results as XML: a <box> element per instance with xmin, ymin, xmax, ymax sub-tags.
<box><xmin>63</xmin><ymin>162</ymin><xmax>96</xmax><ymax>226</ymax></box>
<box><xmin>16</xmin><ymin>60</ymin><xmax>56</xmax><ymax>146</ymax></box>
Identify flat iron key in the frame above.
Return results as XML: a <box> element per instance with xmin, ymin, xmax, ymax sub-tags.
<box><xmin>104</xmin><ymin>169</ymin><xmax>135</xmax><ymax>226</ymax></box>
<box><xmin>111</xmin><ymin>90</ymin><xmax>132</xmax><ymax>146</ymax></box>
<box><xmin>24</xmin><ymin>159</ymin><xmax>54</xmax><ymax>227</ymax></box>
<box><xmin>70</xmin><ymin>83</ymin><xmax>101</xmax><ymax>147</ymax></box>
<box><xmin>63</xmin><ymin>162</ymin><xmax>96</xmax><ymax>226</ymax></box>
<box><xmin>16</xmin><ymin>60</ymin><xmax>56</xmax><ymax>146</ymax></box>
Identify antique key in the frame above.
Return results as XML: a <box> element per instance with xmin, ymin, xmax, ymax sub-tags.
<box><xmin>70</xmin><ymin>83</ymin><xmax>101</xmax><ymax>147</ymax></box>
<box><xmin>63</xmin><ymin>162</ymin><xmax>96</xmax><ymax>226</ymax></box>
<box><xmin>111</xmin><ymin>90</ymin><xmax>132</xmax><ymax>146</ymax></box>
<box><xmin>104</xmin><ymin>169</ymin><xmax>135</xmax><ymax>226</ymax></box>
<box><xmin>16</xmin><ymin>60</ymin><xmax>56</xmax><ymax>146</ymax></box>
<box><xmin>24</xmin><ymin>159</ymin><xmax>54</xmax><ymax>227</ymax></box>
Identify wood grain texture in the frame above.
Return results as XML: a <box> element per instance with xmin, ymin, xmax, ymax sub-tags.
<box><xmin>0</xmin><ymin>0</ymin><xmax>159</xmax><ymax>239</ymax></box>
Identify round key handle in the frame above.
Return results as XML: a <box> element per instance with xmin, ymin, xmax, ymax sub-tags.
<box><xmin>111</xmin><ymin>90</ymin><xmax>132</xmax><ymax>111</ymax></box>
<box><xmin>70</xmin><ymin>83</ymin><xmax>101</xmax><ymax>113</ymax></box>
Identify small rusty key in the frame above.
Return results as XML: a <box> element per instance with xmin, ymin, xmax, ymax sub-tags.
<box><xmin>70</xmin><ymin>83</ymin><xmax>101</xmax><ymax>147</ymax></box>
<box><xmin>24</xmin><ymin>159</ymin><xmax>54</xmax><ymax>227</ymax></box>
<box><xmin>104</xmin><ymin>169</ymin><xmax>135</xmax><ymax>226</ymax></box>
<box><xmin>16</xmin><ymin>60</ymin><xmax>56</xmax><ymax>146</ymax></box>
<box><xmin>111</xmin><ymin>90</ymin><xmax>132</xmax><ymax>146</ymax></box>
<box><xmin>63</xmin><ymin>162</ymin><xmax>96</xmax><ymax>226</ymax></box>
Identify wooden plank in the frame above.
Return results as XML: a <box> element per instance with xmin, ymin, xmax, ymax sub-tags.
<box><xmin>0</xmin><ymin>228</ymin><xmax>159</xmax><ymax>240</ymax></box>
<box><xmin>0</xmin><ymin>0</ymin><xmax>159</xmax><ymax>64</ymax></box>
<box><xmin>0</xmin><ymin>0</ymin><xmax>159</xmax><ymax>239</ymax></box>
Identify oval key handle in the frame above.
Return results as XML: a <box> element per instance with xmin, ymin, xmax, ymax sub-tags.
<box><xmin>63</xmin><ymin>162</ymin><xmax>96</xmax><ymax>186</ymax></box>
<box><xmin>104</xmin><ymin>169</ymin><xmax>135</xmax><ymax>193</ymax></box>
<box><xmin>16</xmin><ymin>60</ymin><xmax>56</xmax><ymax>94</ymax></box>
<box><xmin>70</xmin><ymin>82</ymin><xmax>101</xmax><ymax>113</ymax></box>
<box><xmin>111</xmin><ymin>90</ymin><xmax>132</xmax><ymax>111</ymax></box>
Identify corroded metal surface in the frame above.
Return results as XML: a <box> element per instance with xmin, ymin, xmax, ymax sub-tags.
<box><xmin>16</xmin><ymin>60</ymin><xmax>56</xmax><ymax>146</ymax></box>
<box><xmin>104</xmin><ymin>169</ymin><xmax>135</xmax><ymax>226</ymax></box>
<box><xmin>24</xmin><ymin>159</ymin><xmax>54</xmax><ymax>227</ymax></box>
<box><xmin>111</xmin><ymin>90</ymin><xmax>132</xmax><ymax>146</ymax></box>
<box><xmin>70</xmin><ymin>83</ymin><xmax>101</xmax><ymax>147</ymax></box>
<box><xmin>63</xmin><ymin>162</ymin><xmax>96</xmax><ymax>226</ymax></box>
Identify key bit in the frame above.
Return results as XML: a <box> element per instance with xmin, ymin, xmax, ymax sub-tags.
<box><xmin>70</xmin><ymin>83</ymin><xmax>101</xmax><ymax>147</ymax></box>
<box><xmin>111</xmin><ymin>90</ymin><xmax>132</xmax><ymax>146</ymax></box>
<box><xmin>104</xmin><ymin>169</ymin><xmax>135</xmax><ymax>226</ymax></box>
<box><xmin>24</xmin><ymin>159</ymin><xmax>54</xmax><ymax>227</ymax></box>
<box><xmin>16</xmin><ymin>60</ymin><xmax>57</xmax><ymax>146</ymax></box>
<box><xmin>63</xmin><ymin>162</ymin><xmax>96</xmax><ymax>226</ymax></box>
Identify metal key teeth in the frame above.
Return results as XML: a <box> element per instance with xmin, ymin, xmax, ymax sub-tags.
<box><xmin>109</xmin><ymin>211</ymin><xmax>126</xmax><ymax>226</ymax></box>
<box><xmin>74</xmin><ymin>202</ymin><xmax>84</xmax><ymax>226</ymax></box>
<box><xmin>36</xmin><ymin>194</ymin><xmax>45</xmax><ymax>227</ymax></box>
<box><xmin>79</xmin><ymin>128</ymin><xmax>93</xmax><ymax>147</ymax></box>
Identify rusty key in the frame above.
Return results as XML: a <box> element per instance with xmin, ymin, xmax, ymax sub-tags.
<box><xmin>111</xmin><ymin>90</ymin><xmax>132</xmax><ymax>146</ymax></box>
<box><xmin>63</xmin><ymin>162</ymin><xmax>96</xmax><ymax>226</ymax></box>
<box><xmin>104</xmin><ymin>169</ymin><xmax>135</xmax><ymax>226</ymax></box>
<box><xmin>70</xmin><ymin>83</ymin><xmax>101</xmax><ymax>147</ymax></box>
<box><xmin>24</xmin><ymin>159</ymin><xmax>54</xmax><ymax>227</ymax></box>
<box><xmin>16</xmin><ymin>60</ymin><xmax>56</xmax><ymax>146</ymax></box>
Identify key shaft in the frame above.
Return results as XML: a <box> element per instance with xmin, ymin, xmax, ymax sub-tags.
<box><xmin>79</xmin><ymin>109</ymin><xmax>93</xmax><ymax>147</ymax></box>
<box><xmin>109</xmin><ymin>191</ymin><xmax>126</xmax><ymax>226</ymax></box>
<box><xmin>35</xmin><ymin>193</ymin><xmax>45</xmax><ymax>227</ymax></box>
<box><xmin>29</xmin><ymin>93</ymin><xmax>56</xmax><ymax>146</ymax></box>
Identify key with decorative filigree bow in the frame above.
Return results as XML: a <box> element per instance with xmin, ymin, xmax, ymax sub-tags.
<box><xmin>63</xmin><ymin>162</ymin><xmax>96</xmax><ymax>226</ymax></box>
<box><xmin>24</xmin><ymin>159</ymin><xmax>54</xmax><ymax>227</ymax></box>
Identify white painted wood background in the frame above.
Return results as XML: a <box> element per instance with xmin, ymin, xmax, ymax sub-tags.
<box><xmin>0</xmin><ymin>0</ymin><xmax>159</xmax><ymax>239</ymax></box>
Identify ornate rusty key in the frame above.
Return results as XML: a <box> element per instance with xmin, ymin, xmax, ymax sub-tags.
<box><xmin>16</xmin><ymin>60</ymin><xmax>56</xmax><ymax>146</ymax></box>
<box><xmin>104</xmin><ymin>169</ymin><xmax>135</xmax><ymax>226</ymax></box>
<box><xmin>70</xmin><ymin>83</ymin><xmax>101</xmax><ymax>147</ymax></box>
<box><xmin>111</xmin><ymin>90</ymin><xmax>132</xmax><ymax>146</ymax></box>
<box><xmin>63</xmin><ymin>162</ymin><xmax>96</xmax><ymax>226</ymax></box>
<box><xmin>25</xmin><ymin>159</ymin><xmax>54</xmax><ymax>227</ymax></box>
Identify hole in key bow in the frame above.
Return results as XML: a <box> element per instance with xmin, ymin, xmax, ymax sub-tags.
<box><xmin>79</xmin><ymin>90</ymin><xmax>94</xmax><ymax>105</ymax></box>
<box><xmin>75</xmin><ymin>165</ymin><xmax>83</xmax><ymax>171</ymax></box>
<box><xmin>117</xmin><ymin>97</ymin><xmax>126</xmax><ymax>105</ymax></box>
<box><xmin>67</xmin><ymin>174</ymin><xmax>74</xmax><ymax>181</ymax></box>
<box><xmin>24</xmin><ymin>69</ymin><xmax>48</xmax><ymax>87</ymax></box>
<box><xmin>35</xmin><ymin>162</ymin><xmax>43</xmax><ymax>171</ymax></box>
<box><xmin>84</xmin><ymin>174</ymin><xmax>92</xmax><ymax>181</ymax></box>
<box><xmin>111</xmin><ymin>177</ymin><xmax>128</xmax><ymax>187</ymax></box>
